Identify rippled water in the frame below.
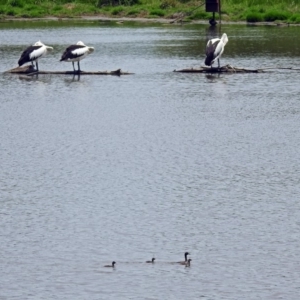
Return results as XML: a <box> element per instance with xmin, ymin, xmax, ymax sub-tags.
<box><xmin>1</xmin><ymin>20</ymin><xmax>300</xmax><ymax>299</ymax></box>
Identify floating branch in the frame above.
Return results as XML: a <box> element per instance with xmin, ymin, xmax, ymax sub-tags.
<box><xmin>257</xmin><ymin>67</ymin><xmax>300</xmax><ymax>71</ymax></box>
<box><xmin>174</xmin><ymin>65</ymin><xmax>300</xmax><ymax>73</ymax></box>
<box><xmin>5</xmin><ymin>65</ymin><xmax>133</xmax><ymax>76</ymax></box>
<box><xmin>174</xmin><ymin>65</ymin><xmax>264</xmax><ymax>73</ymax></box>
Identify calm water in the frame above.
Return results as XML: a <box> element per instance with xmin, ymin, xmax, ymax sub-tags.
<box><xmin>1</xmin><ymin>20</ymin><xmax>300</xmax><ymax>300</ymax></box>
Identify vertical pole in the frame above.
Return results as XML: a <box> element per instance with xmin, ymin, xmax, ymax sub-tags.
<box><xmin>219</xmin><ymin>0</ymin><xmax>222</xmax><ymax>24</ymax></box>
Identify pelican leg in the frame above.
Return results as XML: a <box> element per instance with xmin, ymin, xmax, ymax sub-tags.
<box><xmin>218</xmin><ymin>58</ymin><xmax>220</xmax><ymax>69</ymax></box>
<box><xmin>72</xmin><ymin>62</ymin><xmax>75</xmax><ymax>72</ymax></box>
<box><xmin>36</xmin><ymin>60</ymin><xmax>39</xmax><ymax>71</ymax></box>
<box><xmin>77</xmin><ymin>61</ymin><xmax>80</xmax><ymax>72</ymax></box>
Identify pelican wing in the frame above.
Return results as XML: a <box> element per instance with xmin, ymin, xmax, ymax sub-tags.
<box><xmin>205</xmin><ymin>39</ymin><xmax>220</xmax><ymax>56</ymax></box>
<box><xmin>60</xmin><ymin>45</ymin><xmax>86</xmax><ymax>61</ymax></box>
<box><xmin>18</xmin><ymin>45</ymin><xmax>43</xmax><ymax>66</ymax></box>
<box><xmin>205</xmin><ymin>39</ymin><xmax>220</xmax><ymax>66</ymax></box>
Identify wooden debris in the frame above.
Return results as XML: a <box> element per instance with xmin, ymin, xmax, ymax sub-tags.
<box><xmin>174</xmin><ymin>65</ymin><xmax>264</xmax><ymax>73</ymax></box>
<box><xmin>5</xmin><ymin>65</ymin><xmax>133</xmax><ymax>76</ymax></box>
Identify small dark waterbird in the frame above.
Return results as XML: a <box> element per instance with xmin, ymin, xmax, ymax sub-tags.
<box><xmin>18</xmin><ymin>41</ymin><xmax>53</xmax><ymax>71</ymax></box>
<box><xmin>60</xmin><ymin>41</ymin><xmax>94</xmax><ymax>72</ymax></box>
<box><xmin>205</xmin><ymin>33</ymin><xmax>228</xmax><ymax>68</ymax></box>
<box><xmin>104</xmin><ymin>261</ymin><xmax>116</xmax><ymax>268</ymax></box>
<box><xmin>177</xmin><ymin>252</ymin><xmax>190</xmax><ymax>265</ymax></box>
<box><xmin>185</xmin><ymin>258</ymin><xmax>192</xmax><ymax>267</ymax></box>
<box><xmin>146</xmin><ymin>258</ymin><xmax>155</xmax><ymax>263</ymax></box>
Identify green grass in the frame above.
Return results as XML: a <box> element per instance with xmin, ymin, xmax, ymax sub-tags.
<box><xmin>8</xmin><ymin>0</ymin><xmax>24</xmax><ymax>8</ymax></box>
<box><xmin>264</xmin><ymin>10</ymin><xmax>289</xmax><ymax>21</ymax></box>
<box><xmin>127</xmin><ymin>8</ymin><xmax>141</xmax><ymax>16</ymax></box>
<box><xmin>246</xmin><ymin>11</ymin><xmax>263</xmax><ymax>22</ymax></box>
<box><xmin>222</xmin><ymin>0</ymin><xmax>299</xmax><ymax>23</ymax></box>
<box><xmin>0</xmin><ymin>0</ymin><xmax>299</xmax><ymax>23</ymax></box>
<box><xmin>111</xmin><ymin>6</ymin><xmax>124</xmax><ymax>15</ymax></box>
<box><xmin>149</xmin><ymin>8</ymin><xmax>165</xmax><ymax>17</ymax></box>
<box><xmin>288</xmin><ymin>13</ymin><xmax>300</xmax><ymax>23</ymax></box>
<box><xmin>189</xmin><ymin>10</ymin><xmax>211</xmax><ymax>20</ymax></box>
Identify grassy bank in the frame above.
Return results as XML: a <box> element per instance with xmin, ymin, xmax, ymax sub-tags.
<box><xmin>0</xmin><ymin>0</ymin><xmax>299</xmax><ymax>24</ymax></box>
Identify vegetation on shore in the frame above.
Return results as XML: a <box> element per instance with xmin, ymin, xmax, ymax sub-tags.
<box><xmin>0</xmin><ymin>0</ymin><xmax>299</xmax><ymax>24</ymax></box>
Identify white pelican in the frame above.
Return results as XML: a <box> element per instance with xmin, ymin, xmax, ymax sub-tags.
<box><xmin>18</xmin><ymin>41</ymin><xmax>53</xmax><ymax>71</ymax></box>
<box><xmin>205</xmin><ymin>33</ymin><xmax>228</xmax><ymax>68</ymax></box>
<box><xmin>60</xmin><ymin>41</ymin><xmax>94</xmax><ymax>72</ymax></box>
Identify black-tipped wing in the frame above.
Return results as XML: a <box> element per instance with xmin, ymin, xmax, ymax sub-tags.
<box><xmin>205</xmin><ymin>39</ymin><xmax>220</xmax><ymax>66</ymax></box>
<box><xmin>60</xmin><ymin>45</ymin><xmax>86</xmax><ymax>61</ymax></box>
<box><xmin>18</xmin><ymin>45</ymin><xmax>43</xmax><ymax>66</ymax></box>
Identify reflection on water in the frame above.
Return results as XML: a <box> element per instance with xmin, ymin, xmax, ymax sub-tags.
<box><xmin>205</xmin><ymin>73</ymin><xmax>221</xmax><ymax>81</ymax></box>
<box><xmin>1</xmin><ymin>21</ymin><xmax>300</xmax><ymax>300</ymax></box>
<box><xmin>205</xmin><ymin>24</ymin><xmax>222</xmax><ymax>42</ymax></box>
<box><xmin>64</xmin><ymin>73</ymin><xmax>81</xmax><ymax>83</ymax></box>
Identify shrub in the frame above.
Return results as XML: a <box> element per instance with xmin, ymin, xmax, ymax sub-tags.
<box><xmin>52</xmin><ymin>5</ymin><xmax>62</xmax><ymax>12</ymax></box>
<box><xmin>6</xmin><ymin>0</ymin><xmax>24</xmax><ymax>8</ymax></box>
<box><xmin>264</xmin><ymin>10</ymin><xmax>288</xmax><ymax>22</ymax></box>
<box><xmin>160</xmin><ymin>0</ymin><xmax>177</xmax><ymax>9</ymax></box>
<box><xmin>111</xmin><ymin>6</ymin><xmax>124</xmax><ymax>15</ymax></box>
<box><xmin>190</xmin><ymin>11</ymin><xmax>210</xmax><ymax>20</ymax></box>
<box><xmin>27</xmin><ymin>9</ymin><xmax>43</xmax><ymax>18</ymax></box>
<box><xmin>127</xmin><ymin>9</ymin><xmax>139</xmax><ymax>15</ymax></box>
<box><xmin>5</xmin><ymin>8</ymin><xmax>16</xmax><ymax>15</ymax></box>
<box><xmin>149</xmin><ymin>9</ymin><xmax>165</xmax><ymax>17</ymax></box>
<box><xmin>246</xmin><ymin>11</ymin><xmax>263</xmax><ymax>22</ymax></box>
<box><xmin>288</xmin><ymin>14</ymin><xmax>300</xmax><ymax>24</ymax></box>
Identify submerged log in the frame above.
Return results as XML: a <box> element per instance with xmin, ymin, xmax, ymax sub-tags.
<box><xmin>174</xmin><ymin>65</ymin><xmax>264</xmax><ymax>73</ymax></box>
<box><xmin>5</xmin><ymin>65</ymin><xmax>133</xmax><ymax>76</ymax></box>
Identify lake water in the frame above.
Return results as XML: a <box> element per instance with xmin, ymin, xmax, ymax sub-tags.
<box><xmin>1</xmin><ymin>19</ymin><xmax>300</xmax><ymax>300</ymax></box>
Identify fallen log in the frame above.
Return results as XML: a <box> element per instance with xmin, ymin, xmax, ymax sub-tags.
<box><xmin>5</xmin><ymin>65</ymin><xmax>133</xmax><ymax>76</ymax></box>
<box><xmin>174</xmin><ymin>65</ymin><xmax>264</xmax><ymax>73</ymax></box>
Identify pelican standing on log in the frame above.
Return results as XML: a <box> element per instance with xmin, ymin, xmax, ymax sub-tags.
<box><xmin>205</xmin><ymin>33</ymin><xmax>228</xmax><ymax>68</ymax></box>
<box><xmin>18</xmin><ymin>41</ymin><xmax>53</xmax><ymax>71</ymax></box>
<box><xmin>60</xmin><ymin>41</ymin><xmax>94</xmax><ymax>72</ymax></box>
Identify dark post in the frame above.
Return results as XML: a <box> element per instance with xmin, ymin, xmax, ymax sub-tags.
<box><xmin>205</xmin><ymin>0</ymin><xmax>221</xmax><ymax>26</ymax></box>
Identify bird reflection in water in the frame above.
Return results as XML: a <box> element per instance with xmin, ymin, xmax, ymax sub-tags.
<box><xmin>206</xmin><ymin>73</ymin><xmax>221</xmax><ymax>81</ymax></box>
<box><xmin>18</xmin><ymin>73</ymin><xmax>52</xmax><ymax>83</ymax></box>
<box><xmin>64</xmin><ymin>73</ymin><xmax>81</xmax><ymax>84</ymax></box>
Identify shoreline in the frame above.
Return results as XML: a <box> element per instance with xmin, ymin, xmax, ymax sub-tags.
<box><xmin>0</xmin><ymin>15</ymin><xmax>296</xmax><ymax>27</ymax></box>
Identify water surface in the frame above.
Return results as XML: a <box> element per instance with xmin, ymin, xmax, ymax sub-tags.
<box><xmin>1</xmin><ymin>20</ymin><xmax>300</xmax><ymax>300</ymax></box>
